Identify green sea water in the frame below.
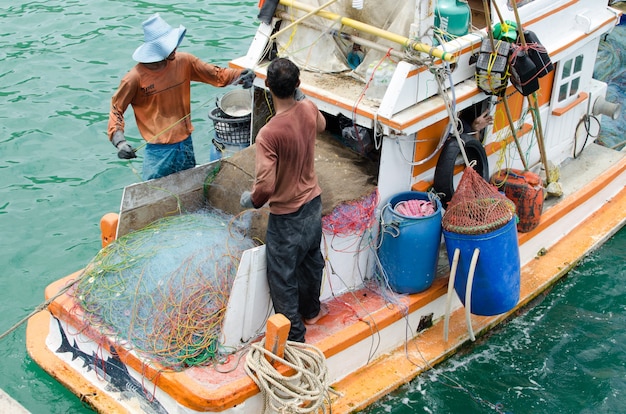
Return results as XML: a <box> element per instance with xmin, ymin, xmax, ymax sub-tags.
<box><xmin>0</xmin><ymin>2</ymin><xmax>623</xmax><ymax>413</ymax></box>
<box><xmin>362</xmin><ymin>229</ymin><xmax>626</xmax><ymax>414</ymax></box>
<box><xmin>0</xmin><ymin>2</ymin><xmax>258</xmax><ymax>413</ymax></box>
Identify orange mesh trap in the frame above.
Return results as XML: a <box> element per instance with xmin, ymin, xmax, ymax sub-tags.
<box><xmin>442</xmin><ymin>167</ymin><xmax>516</xmax><ymax>235</ymax></box>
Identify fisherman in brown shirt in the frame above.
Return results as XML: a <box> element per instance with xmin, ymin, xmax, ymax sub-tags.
<box><xmin>240</xmin><ymin>58</ymin><xmax>327</xmax><ymax>342</ymax></box>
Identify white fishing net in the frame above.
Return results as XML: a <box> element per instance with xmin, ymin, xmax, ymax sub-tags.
<box><xmin>275</xmin><ymin>0</ymin><xmax>417</xmax><ymax>75</ymax></box>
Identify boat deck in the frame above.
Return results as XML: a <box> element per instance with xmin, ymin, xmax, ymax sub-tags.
<box><xmin>543</xmin><ymin>143</ymin><xmax>625</xmax><ymax>209</ymax></box>
<box><xmin>28</xmin><ymin>143</ymin><xmax>625</xmax><ymax>413</ymax></box>
<box><xmin>329</xmin><ymin>145</ymin><xmax>626</xmax><ymax>412</ymax></box>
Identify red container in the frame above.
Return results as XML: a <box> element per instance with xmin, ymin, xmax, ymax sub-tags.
<box><xmin>491</xmin><ymin>169</ymin><xmax>544</xmax><ymax>233</ymax></box>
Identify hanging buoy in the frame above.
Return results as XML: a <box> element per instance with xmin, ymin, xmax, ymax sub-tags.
<box><xmin>475</xmin><ymin>38</ymin><xmax>511</xmax><ymax>96</ymax></box>
<box><xmin>509</xmin><ymin>46</ymin><xmax>540</xmax><ymax>96</ymax></box>
<box><xmin>523</xmin><ymin>30</ymin><xmax>554</xmax><ymax>77</ymax></box>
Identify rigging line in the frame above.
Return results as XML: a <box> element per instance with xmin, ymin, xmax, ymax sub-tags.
<box><xmin>394</xmin><ymin>62</ymin><xmax>461</xmax><ymax>167</ymax></box>
<box><xmin>435</xmin><ymin>58</ymin><xmax>472</xmax><ymax>168</ymax></box>
<box><xmin>270</xmin><ymin>0</ymin><xmax>340</xmax><ymax>41</ymax></box>
<box><xmin>0</xmin><ymin>266</ymin><xmax>90</xmax><ymax>341</ymax></box>
<box><xmin>349</xmin><ymin>48</ymin><xmax>392</xmax><ymax>154</ymax></box>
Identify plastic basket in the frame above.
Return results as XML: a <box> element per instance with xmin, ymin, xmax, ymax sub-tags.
<box><xmin>208</xmin><ymin>107</ymin><xmax>251</xmax><ymax>145</ymax></box>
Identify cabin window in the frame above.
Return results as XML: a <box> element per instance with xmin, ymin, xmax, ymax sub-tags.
<box><xmin>570</xmin><ymin>77</ymin><xmax>580</xmax><ymax>96</ymax></box>
<box><xmin>558</xmin><ymin>84</ymin><xmax>568</xmax><ymax>102</ymax></box>
<box><xmin>574</xmin><ymin>55</ymin><xmax>584</xmax><ymax>72</ymax></box>
<box><xmin>562</xmin><ymin>60</ymin><xmax>572</xmax><ymax>78</ymax></box>
<box><xmin>557</xmin><ymin>54</ymin><xmax>584</xmax><ymax>103</ymax></box>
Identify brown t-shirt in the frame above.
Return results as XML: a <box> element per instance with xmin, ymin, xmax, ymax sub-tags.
<box><xmin>107</xmin><ymin>52</ymin><xmax>240</xmax><ymax>144</ymax></box>
<box><xmin>251</xmin><ymin>100</ymin><xmax>322</xmax><ymax>215</ymax></box>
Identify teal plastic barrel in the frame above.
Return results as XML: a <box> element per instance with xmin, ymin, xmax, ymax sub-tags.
<box><xmin>434</xmin><ymin>0</ymin><xmax>471</xmax><ymax>43</ymax></box>
<box><xmin>443</xmin><ymin>217</ymin><xmax>520</xmax><ymax>316</ymax></box>
<box><xmin>378</xmin><ymin>192</ymin><xmax>442</xmax><ymax>294</ymax></box>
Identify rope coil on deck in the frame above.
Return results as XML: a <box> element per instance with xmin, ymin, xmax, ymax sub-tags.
<box><xmin>245</xmin><ymin>339</ymin><xmax>338</xmax><ymax>413</ymax></box>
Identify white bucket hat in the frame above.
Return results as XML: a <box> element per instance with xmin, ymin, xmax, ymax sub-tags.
<box><xmin>132</xmin><ymin>14</ymin><xmax>186</xmax><ymax>63</ymax></box>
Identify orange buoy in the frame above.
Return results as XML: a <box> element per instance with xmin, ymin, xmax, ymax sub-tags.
<box><xmin>491</xmin><ymin>169</ymin><xmax>544</xmax><ymax>233</ymax></box>
<box><xmin>100</xmin><ymin>213</ymin><xmax>118</xmax><ymax>248</ymax></box>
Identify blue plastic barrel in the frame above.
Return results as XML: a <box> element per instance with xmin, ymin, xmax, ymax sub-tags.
<box><xmin>378</xmin><ymin>192</ymin><xmax>442</xmax><ymax>294</ymax></box>
<box><xmin>442</xmin><ymin>217</ymin><xmax>520</xmax><ymax>316</ymax></box>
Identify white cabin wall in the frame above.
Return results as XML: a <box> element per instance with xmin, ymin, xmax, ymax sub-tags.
<box><xmin>410</xmin><ymin>0</ymin><xmax>436</xmax><ymax>40</ymax></box>
<box><xmin>377</xmin><ymin>132</ymin><xmax>417</xmax><ymax>204</ymax></box>
<box><xmin>320</xmin><ymin>233</ymin><xmax>376</xmax><ymax>300</ymax></box>
<box><xmin>543</xmin><ymin>33</ymin><xmax>608</xmax><ymax>165</ymax></box>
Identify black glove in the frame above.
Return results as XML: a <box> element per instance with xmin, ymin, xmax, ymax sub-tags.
<box><xmin>238</xmin><ymin>69</ymin><xmax>255</xmax><ymax>89</ymax></box>
<box><xmin>240</xmin><ymin>191</ymin><xmax>255</xmax><ymax>209</ymax></box>
<box><xmin>117</xmin><ymin>142</ymin><xmax>137</xmax><ymax>159</ymax></box>
<box><xmin>111</xmin><ymin>131</ymin><xmax>137</xmax><ymax>159</ymax></box>
<box><xmin>294</xmin><ymin>87</ymin><xmax>305</xmax><ymax>101</ymax></box>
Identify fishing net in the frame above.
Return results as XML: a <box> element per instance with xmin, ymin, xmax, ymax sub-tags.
<box><xmin>594</xmin><ymin>23</ymin><xmax>626</xmax><ymax>150</ymax></box>
<box><xmin>206</xmin><ymin>131</ymin><xmax>379</xmax><ymax>240</ymax></box>
<box><xmin>72</xmin><ymin>211</ymin><xmax>257</xmax><ymax>371</ymax></box>
<box><xmin>322</xmin><ymin>189</ymin><xmax>378</xmax><ymax>236</ymax></box>
<box><xmin>442</xmin><ymin>166</ymin><xmax>516</xmax><ymax>235</ymax></box>
<box><xmin>274</xmin><ymin>0</ymin><xmax>414</xmax><ymax>74</ymax></box>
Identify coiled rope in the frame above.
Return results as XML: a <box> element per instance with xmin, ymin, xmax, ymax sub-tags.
<box><xmin>245</xmin><ymin>339</ymin><xmax>339</xmax><ymax>413</ymax></box>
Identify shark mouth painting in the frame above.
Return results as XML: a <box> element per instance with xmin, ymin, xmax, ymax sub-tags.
<box><xmin>54</xmin><ymin>317</ymin><xmax>168</xmax><ymax>414</ymax></box>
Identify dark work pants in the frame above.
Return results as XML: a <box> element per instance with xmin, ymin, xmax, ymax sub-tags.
<box><xmin>265</xmin><ymin>195</ymin><xmax>325</xmax><ymax>342</ymax></box>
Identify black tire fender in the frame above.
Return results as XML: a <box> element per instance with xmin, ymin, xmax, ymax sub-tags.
<box><xmin>433</xmin><ymin>134</ymin><xmax>490</xmax><ymax>207</ymax></box>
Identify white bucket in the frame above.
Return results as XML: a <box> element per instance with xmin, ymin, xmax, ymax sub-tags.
<box><xmin>218</xmin><ymin>89</ymin><xmax>252</xmax><ymax>117</ymax></box>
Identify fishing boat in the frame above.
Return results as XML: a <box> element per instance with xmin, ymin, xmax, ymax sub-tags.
<box><xmin>26</xmin><ymin>0</ymin><xmax>625</xmax><ymax>413</ymax></box>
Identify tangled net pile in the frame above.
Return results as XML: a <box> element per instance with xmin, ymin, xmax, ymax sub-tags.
<box><xmin>442</xmin><ymin>167</ymin><xmax>516</xmax><ymax>235</ymax></box>
<box><xmin>72</xmin><ymin>210</ymin><xmax>256</xmax><ymax>370</ymax></box>
<box><xmin>594</xmin><ymin>23</ymin><xmax>626</xmax><ymax>150</ymax></box>
<box><xmin>321</xmin><ymin>190</ymin><xmax>378</xmax><ymax>236</ymax></box>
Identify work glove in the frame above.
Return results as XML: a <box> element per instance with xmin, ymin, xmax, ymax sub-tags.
<box><xmin>294</xmin><ymin>87</ymin><xmax>305</xmax><ymax>101</ymax></box>
<box><xmin>240</xmin><ymin>191</ymin><xmax>255</xmax><ymax>209</ymax></box>
<box><xmin>237</xmin><ymin>69</ymin><xmax>256</xmax><ymax>89</ymax></box>
<box><xmin>111</xmin><ymin>130</ymin><xmax>137</xmax><ymax>159</ymax></box>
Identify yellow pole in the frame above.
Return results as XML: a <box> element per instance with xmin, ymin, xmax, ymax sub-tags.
<box><xmin>510</xmin><ymin>0</ymin><xmax>552</xmax><ymax>183</ymax></box>
<box><xmin>270</xmin><ymin>0</ymin><xmax>340</xmax><ymax>40</ymax></box>
<box><xmin>278</xmin><ymin>0</ymin><xmax>456</xmax><ymax>62</ymax></box>
<box><xmin>484</xmin><ymin>0</ymin><xmax>528</xmax><ymax>170</ymax></box>
<box><xmin>502</xmin><ymin>98</ymin><xmax>529</xmax><ymax>170</ymax></box>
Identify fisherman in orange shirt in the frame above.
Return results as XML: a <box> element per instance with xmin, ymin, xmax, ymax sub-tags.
<box><xmin>107</xmin><ymin>13</ymin><xmax>255</xmax><ymax>180</ymax></box>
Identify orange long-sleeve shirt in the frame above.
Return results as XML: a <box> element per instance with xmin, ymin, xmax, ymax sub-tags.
<box><xmin>108</xmin><ymin>52</ymin><xmax>241</xmax><ymax>144</ymax></box>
